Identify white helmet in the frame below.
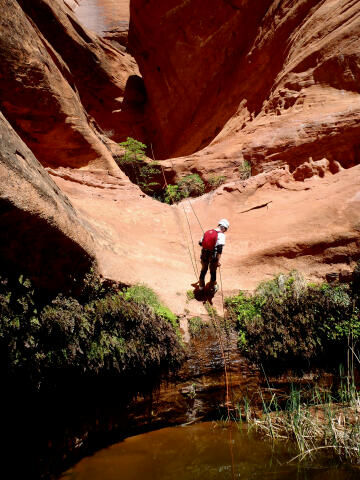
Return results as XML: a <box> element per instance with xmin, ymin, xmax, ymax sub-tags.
<box><xmin>218</xmin><ymin>218</ymin><xmax>229</xmax><ymax>230</ymax></box>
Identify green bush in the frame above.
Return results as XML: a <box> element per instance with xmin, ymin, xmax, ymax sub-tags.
<box><xmin>164</xmin><ymin>184</ymin><xmax>181</xmax><ymax>204</ymax></box>
<box><xmin>226</xmin><ymin>271</ymin><xmax>360</xmax><ymax>372</ymax></box>
<box><xmin>0</xmin><ymin>275</ymin><xmax>184</xmax><ymax>387</ymax></box>
<box><xmin>164</xmin><ymin>174</ymin><xmax>205</xmax><ymax>204</ymax></box>
<box><xmin>118</xmin><ymin>137</ymin><xmax>147</xmax><ymax>163</ymax></box>
<box><xmin>116</xmin><ymin>137</ymin><xmax>160</xmax><ymax>195</ymax></box>
<box><xmin>177</xmin><ymin>173</ymin><xmax>205</xmax><ymax>198</ymax></box>
<box><xmin>123</xmin><ymin>284</ymin><xmax>180</xmax><ymax>333</ymax></box>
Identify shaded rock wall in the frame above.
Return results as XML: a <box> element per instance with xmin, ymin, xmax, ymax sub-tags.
<box><xmin>0</xmin><ymin>111</ymin><xmax>95</xmax><ymax>293</ymax></box>
<box><xmin>130</xmin><ymin>0</ymin><xmax>360</xmax><ymax>172</ymax></box>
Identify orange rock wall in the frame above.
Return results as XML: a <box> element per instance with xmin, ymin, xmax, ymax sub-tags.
<box><xmin>130</xmin><ymin>0</ymin><xmax>360</xmax><ymax>172</ymax></box>
<box><xmin>0</xmin><ymin>0</ymin><xmax>143</xmax><ymax>171</ymax></box>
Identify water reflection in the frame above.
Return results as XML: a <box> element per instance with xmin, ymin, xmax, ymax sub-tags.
<box><xmin>59</xmin><ymin>422</ymin><xmax>358</xmax><ymax>480</ymax></box>
<box><xmin>75</xmin><ymin>0</ymin><xmax>129</xmax><ymax>35</ymax></box>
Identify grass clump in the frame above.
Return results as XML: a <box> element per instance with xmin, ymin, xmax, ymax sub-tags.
<box><xmin>238</xmin><ymin>160</ymin><xmax>251</xmax><ymax>180</ymax></box>
<box><xmin>247</xmin><ymin>381</ymin><xmax>360</xmax><ymax>464</ymax></box>
<box><xmin>186</xmin><ymin>289</ymin><xmax>195</xmax><ymax>301</ymax></box>
<box><xmin>207</xmin><ymin>174</ymin><xmax>227</xmax><ymax>190</ymax></box>
<box><xmin>188</xmin><ymin>316</ymin><xmax>207</xmax><ymax>337</ymax></box>
<box><xmin>226</xmin><ymin>268</ymin><xmax>360</xmax><ymax>372</ymax></box>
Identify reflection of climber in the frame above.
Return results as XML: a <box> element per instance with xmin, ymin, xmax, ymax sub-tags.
<box><xmin>198</xmin><ymin>219</ymin><xmax>229</xmax><ymax>292</ymax></box>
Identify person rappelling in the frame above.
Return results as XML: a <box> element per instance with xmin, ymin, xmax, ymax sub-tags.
<box><xmin>197</xmin><ymin>219</ymin><xmax>229</xmax><ymax>293</ymax></box>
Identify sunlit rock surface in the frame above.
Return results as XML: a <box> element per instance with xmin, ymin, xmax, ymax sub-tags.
<box><xmin>0</xmin><ymin>0</ymin><xmax>359</xmax><ymax>315</ymax></box>
<box><xmin>0</xmin><ymin>0</ymin><xmax>144</xmax><ymax>171</ymax></box>
<box><xmin>50</xmin><ymin>165</ymin><xmax>360</xmax><ymax>315</ymax></box>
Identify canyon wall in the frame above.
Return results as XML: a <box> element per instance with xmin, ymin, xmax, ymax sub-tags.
<box><xmin>0</xmin><ymin>0</ymin><xmax>143</xmax><ymax>171</ymax></box>
<box><xmin>130</xmin><ymin>0</ymin><xmax>360</xmax><ymax>176</ymax></box>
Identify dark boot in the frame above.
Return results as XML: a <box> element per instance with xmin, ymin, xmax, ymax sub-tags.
<box><xmin>208</xmin><ymin>281</ymin><xmax>218</xmax><ymax>292</ymax></box>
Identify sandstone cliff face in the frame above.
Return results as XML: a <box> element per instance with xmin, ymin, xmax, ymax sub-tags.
<box><xmin>0</xmin><ymin>0</ymin><xmax>115</xmax><ymax>170</ymax></box>
<box><xmin>18</xmin><ymin>0</ymin><xmax>145</xmax><ymax>144</ymax></box>
<box><xmin>0</xmin><ymin>111</ymin><xmax>96</xmax><ymax>293</ymax></box>
<box><xmin>0</xmin><ymin>0</ymin><xmax>143</xmax><ymax>171</ymax></box>
<box><xmin>130</xmin><ymin>0</ymin><xmax>360</xmax><ymax>176</ymax></box>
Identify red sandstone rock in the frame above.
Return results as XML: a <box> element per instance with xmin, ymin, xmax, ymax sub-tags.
<box><xmin>1</xmin><ymin>0</ymin><xmax>360</xmax><ymax>319</ymax></box>
<box><xmin>19</xmin><ymin>0</ymin><xmax>145</xmax><ymax>145</ymax></box>
<box><xmin>50</xmin><ymin>165</ymin><xmax>360</xmax><ymax>316</ymax></box>
<box><xmin>130</xmin><ymin>0</ymin><xmax>360</xmax><ymax>175</ymax></box>
<box><xmin>0</xmin><ymin>0</ymin><xmax>121</xmax><ymax>171</ymax></box>
<box><xmin>0</xmin><ymin>0</ymin><xmax>145</xmax><ymax>171</ymax></box>
<box><xmin>0</xmin><ymin>111</ymin><xmax>96</xmax><ymax>293</ymax></box>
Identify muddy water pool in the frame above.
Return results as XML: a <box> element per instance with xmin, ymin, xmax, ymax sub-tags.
<box><xmin>75</xmin><ymin>0</ymin><xmax>129</xmax><ymax>35</ymax></box>
<box><xmin>59</xmin><ymin>422</ymin><xmax>358</xmax><ymax>480</ymax></box>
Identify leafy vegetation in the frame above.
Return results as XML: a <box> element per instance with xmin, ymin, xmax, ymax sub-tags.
<box><xmin>226</xmin><ymin>267</ymin><xmax>360</xmax><ymax>372</ymax></box>
<box><xmin>117</xmin><ymin>137</ymin><xmax>160</xmax><ymax>195</ymax></box>
<box><xmin>119</xmin><ymin>137</ymin><xmax>147</xmax><ymax>164</ymax></box>
<box><xmin>164</xmin><ymin>174</ymin><xmax>205</xmax><ymax>204</ymax></box>
<box><xmin>164</xmin><ymin>184</ymin><xmax>181</xmax><ymax>204</ymax></box>
<box><xmin>177</xmin><ymin>173</ymin><xmax>205</xmax><ymax>197</ymax></box>
<box><xmin>188</xmin><ymin>316</ymin><xmax>208</xmax><ymax>338</ymax></box>
<box><xmin>117</xmin><ymin>138</ymin><xmax>207</xmax><ymax>203</ymax></box>
<box><xmin>0</xmin><ymin>274</ymin><xmax>184</xmax><ymax>389</ymax></box>
<box><xmin>238</xmin><ymin>160</ymin><xmax>252</xmax><ymax>180</ymax></box>
<box><xmin>123</xmin><ymin>284</ymin><xmax>180</xmax><ymax>334</ymax></box>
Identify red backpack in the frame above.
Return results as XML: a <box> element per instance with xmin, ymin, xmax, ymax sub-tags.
<box><xmin>201</xmin><ymin>229</ymin><xmax>218</xmax><ymax>250</ymax></box>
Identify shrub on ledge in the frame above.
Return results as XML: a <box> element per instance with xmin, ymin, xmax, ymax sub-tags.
<box><xmin>225</xmin><ymin>268</ymin><xmax>360</xmax><ymax>373</ymax></box>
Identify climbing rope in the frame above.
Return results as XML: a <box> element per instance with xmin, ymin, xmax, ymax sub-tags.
<box><xmin>180</xmin><ymin>199</ymin><xmax>236</xmax><ymax>477</ymax></box>
<box><xmin>183</xmin><ymin>202</ymin><xmax>233</xmax><ymax>415</ymax></box>
<box><xmin>153</xmin><ymin>151</ymin><xmax>198</xmax><ymax>280</ymax></box>
<box><xmin>181</xmin><ymin>203</ymin><xmax>199</xmax><ymax>278</ymax></box>
<box><xmin>187</xmin><ymin>198</ymin><xmax>204</xmax><ymax>234</ymax></box>
<box><xmin>155</xmin><ymin>158</ymin><xmax>234</xmax><ymax>417</ymax></box>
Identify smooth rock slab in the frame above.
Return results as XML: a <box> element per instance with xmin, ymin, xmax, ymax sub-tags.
<box><xmin>0</xmin><ymin>111</ymin><xmax>96</xmax><ymax>293</ymax></box>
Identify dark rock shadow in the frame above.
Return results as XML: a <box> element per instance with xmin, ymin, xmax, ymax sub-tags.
<box><xmin>192</xmin><ymin>282</ymin><xmax>216</xmax><ymax>305</ymax></box>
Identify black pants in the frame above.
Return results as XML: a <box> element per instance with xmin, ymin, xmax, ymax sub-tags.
<box><xmin>199</xmin><ymin>249</ymin><xmax>217</xmax><ymax>285</ymax></box>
